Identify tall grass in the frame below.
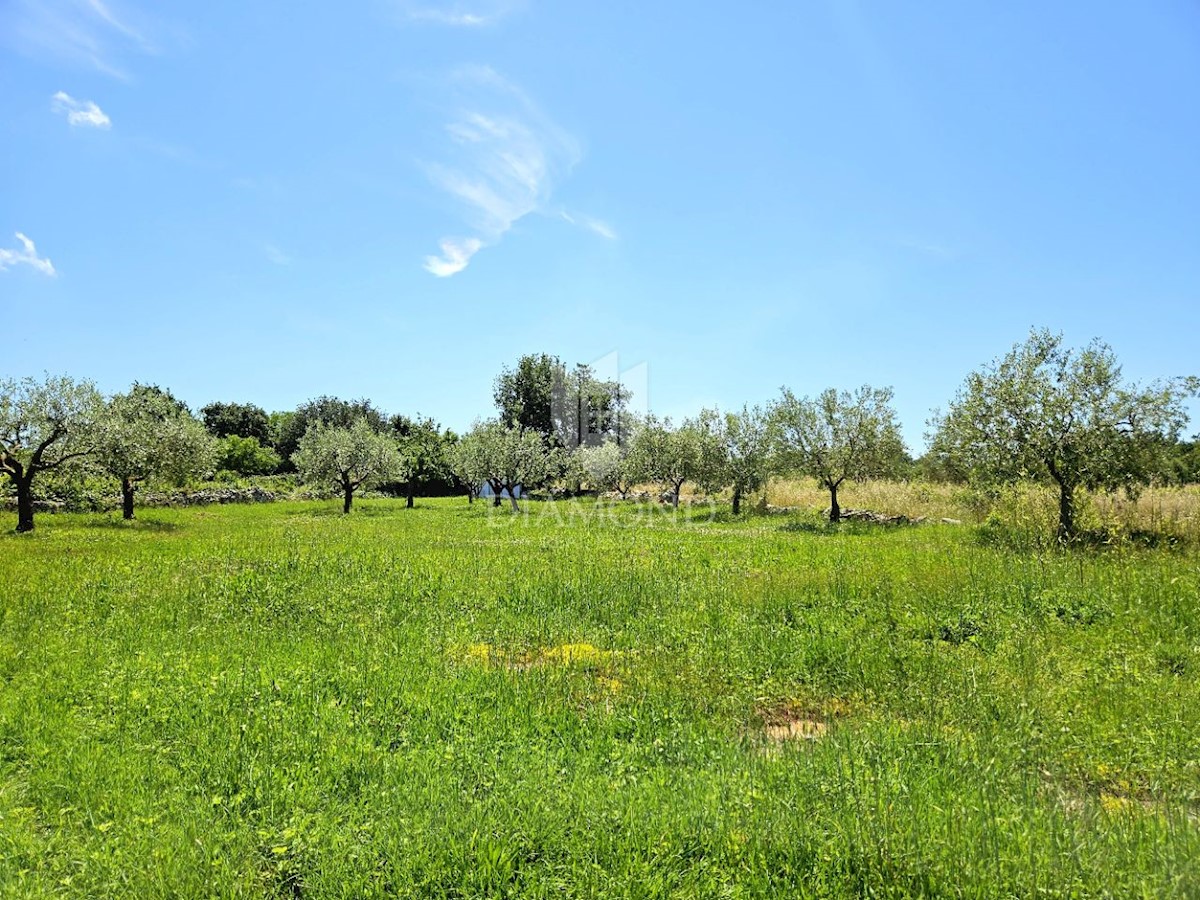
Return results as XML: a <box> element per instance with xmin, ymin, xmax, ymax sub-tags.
<box><xmin>1</xmin><ymin>499</ymin><xmax>1197</xmax><ymax>897</ymax></box>
<box><xmin>760</xmin><ymin>478</ymin><xmax>1200</xmax><ymax>541</ymax></box>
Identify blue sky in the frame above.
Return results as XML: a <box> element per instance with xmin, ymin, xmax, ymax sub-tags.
<box><xmin>3</xmin><ymin>0</ymin><xmax>1198</xmax><ymax>449</ymax></box>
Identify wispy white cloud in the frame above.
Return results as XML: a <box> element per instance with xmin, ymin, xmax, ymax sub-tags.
<box><xmin>424</xmin><ymin>237</ymin><xmax>483</xmax><ymax>277</ymax></box>
<box><xmin>398</xmin><ymin>1</ymin><xmax>522</xmax><ymax>27</ymax></box>
<box><xmin>0</xmin><ymin>233</ymin><xmax>56</xmax><ymax>277</ymax></box>
<box><xmin>82</xmin><ymin>0</ymin><xmax>150</xmax><ymax>47</ymax></box>
<box><xmin>422</xmin><ymin>66</ymin><xmax>582</xmax><ymax>276</ymax></box>
<box><xmin>1</xmin><ymin>0</ymin><xmax>158</xmax><ymax>79</ymax></box>
<box><xmin>561</xmin><ymin>210</ymin><xmax>618</xmax><ymax>241</ymax></box>
<box><xmin>51</xmin><ymin>91</ymin><xmax>111</xmax><ymax>128</ymax></box>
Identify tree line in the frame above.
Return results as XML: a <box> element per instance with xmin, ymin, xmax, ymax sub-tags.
<box><xmin>2</xmin><ymin>330</ymin><xmax>1197</xmax><ymax>538</ymax></box>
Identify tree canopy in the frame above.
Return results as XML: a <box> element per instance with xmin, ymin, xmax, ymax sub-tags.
<box><xmin>494</xmin><ymin>354</ymin><xmax>630</xmax><ymax>448</ymax></box>
<box><xmin>626</xmin><ymin>416</ymin><xmax>704</xmax><ymax>508</ymax></box>
<box><xmin>201</xmin><ymin>401</ymin><xmax>271</xmax><ymax>444</ymax></box>
<box><xmin>1</xmin><ymin>374</ymin><xmax>104</xmax><ymax>532</ymax></box>
<box><xmin>722</xmin><ymin>404</ymin><xmax>775</xmax><ymax>514</ymax></box>
<box><xmin>276</xmin><ymin>397</ymin><xmax>387</xmax><ymax>465</ymax></box>
<box><xmin>294</xmin><ymin>418</ymin><xmax>406</xmax><ymax>514</ymax></box>
<box><xmin>95</xmin><ymin>386</ymin><xmax>217</xmax><ymax>519</ymax></box>
<box><xmin>391</xmin><ymin>414</ymin><xmax>456</xmax><ymax>507</ymax></box>
<box><xmin>773</xmin><ymin>385</ymin><xmax>906</xmax><ymax>522</ymax></box>
<box><xmin>494</xmin><ymin>354</ymin><xmax>562</xmax><ymax>439</ymax></box>
<box><xmin>929</xmin><ymin>329</ymin><xmax>1199</xmax><ymax>540</ymax></box>
<box><xmin>459</xmin><ymin>420</ymin><xmax>559</xmax><ymax>511</ymax></box>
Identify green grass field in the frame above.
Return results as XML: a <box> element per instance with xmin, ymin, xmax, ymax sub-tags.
<box><xmin>2</xmin><ymin>498</ymin><xmax>1198</xmax><ymax>897</ymax></box>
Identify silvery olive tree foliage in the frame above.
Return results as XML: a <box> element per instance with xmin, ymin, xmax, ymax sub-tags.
<box><xmin>686</xmin><ymin>409</ymin><xmax>732</xmax><ymax>500</ymax></box>
<box><xmin>722</xmin><ymin>404</ymin><xmax>775</xmax><ymax>514</ymax></box>
<box><xmin>0</xmin><ymin>374</ymin><xmax>103</xmax><ymax>532</ymax></box>
<box><xmin>928</xmin><ymin>329</ymin><xmax>1199</xmax><ymax>541</ymax></box>
<box><xmin>457</xmin><ymin>420</ymin><xmax>559</xmax><ymax>512</ymax></box>
<box><xmin>625</xmin><ymin>415</ymin><xmax>705</xmax><ymax>509</ymax></box>
<box><xmin>294</xmin><ymin>418</ymin><xmax>407</xmax><ymax>514</ymax></box>
<box><xmin>772</xmin><ymin>385</ymin><xmax>906</xmax><ymax>522</ymax></box>
<box><xmin>449</xmin><ymin>431</ymin><xmax>487</xmax><ymax>504</ymax></box>
<box><xmin>94</xmin><ymin>385</ymin><xmax>218</xmax><ymax>519</ymax></box>
<box><xmin>575</xmin><ymin>440</ymin><xmax>625</xmax><ymax>494</ymax></box>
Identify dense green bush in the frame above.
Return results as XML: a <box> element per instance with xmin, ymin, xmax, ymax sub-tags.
<box><xmin>216</xmin><ymin>435</ymin><xmax>282</xmax><ymax>476</ymax></box>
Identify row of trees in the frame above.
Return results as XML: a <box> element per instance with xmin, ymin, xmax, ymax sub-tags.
<box><xmin>3</xmin><ymin>331</ymin><xmax>1197</xmax><ymax>538</ymax></box>
<box><xmin>0</xmin><ymin>382</ymin><xmax>461</xmax><ymax>530</ymax></box>
<box><xmin>449</xmin><ymin>384</ymin><xmax>903</xmax><ymax>517</ymax></box>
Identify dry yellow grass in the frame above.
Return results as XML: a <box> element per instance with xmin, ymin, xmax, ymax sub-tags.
<box><xmin>676</xmin><ymin>478</ymin><xmax>1200</xmax><ymax>539</ymax></box>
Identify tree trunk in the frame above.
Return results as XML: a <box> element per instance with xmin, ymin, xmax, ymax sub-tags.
<box><xmin>1056</xmin><ymin>480</ymin><xmax>1077</xmax><ymax>542</ymax></box>
<box><xmin>509</xmin><ymin>492</ymin><xmax>520</xmax><ymax>513</ymax></box>
<box><xmin>405</xmin><ymin>481</ymin><xmax>415</xmax><ymax>509</ymax></box>
<box><xmin>343</xmin><ymin>484</ymin><xmax>354</xmax><ymax>514</ymax></box>
<box><xmin>121</xmin><ymin>477</ymin><xmax>136</xmax><ymax>520</ymax></box>
<box><xmin>467</xmin><ymin>486</ymin><xmax>475</xmax><ymax>504</ymax></box>
<box><xmin>828</xmin><ymin>482</ymin><xmax>841</xmax><ymax>523</ymax></box>
<box><xmin>732</xmin><ymin>488</ymin><xmax>742</xmax><ymax>515</ymax></box>
<box><xmin>15</xmin><ymin>476</ymin><xmax>34</xmax><ymax>533</ymax></box>
<box><xmin>672</xmin><ymin>481</ymin><xmax>682</xmax><ymax>509</ymax></box>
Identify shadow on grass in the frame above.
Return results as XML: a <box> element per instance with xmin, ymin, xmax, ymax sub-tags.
<box><xmin>776</xmin><ymin>518</ymin><xmax>896</xmax><ymax>537</ymax></box>
<box><xmin>976</xmin><ymin>522</ymin><xmax>1195</xmax><ymax>554</ymax></box>
<box><xmin>85</xmin><ymin>516</ymin><xmax>181</xmax><ymax>532</ymax></box>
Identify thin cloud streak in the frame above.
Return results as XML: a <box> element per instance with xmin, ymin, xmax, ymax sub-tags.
<box><xmin>398</xmin><ymin>1</ymin><xmax>522</xmax><ymax>27</ymax></box>
<box><xmin>1</xmin><ymin>0</ymin><xmax>158</xmax><ymax>78</ymax></box>
<box><xmin>51</xmin><ymin>91</ymin><xmax>112</xmax><ymax>128</ymax></box>
<box><xmin>0</xmin><ymin>233</ymin><xmax>57</xmax><ymax>277</ymax></box>
<box><xmin>561</xmin><ymin>211</ymin><xmax>618</xmax><ymax>241</ymax></box>
<box><xmin>422</xmin><ymin>66</ymin><xmax>582</xmax><ymax>276</ymax></box>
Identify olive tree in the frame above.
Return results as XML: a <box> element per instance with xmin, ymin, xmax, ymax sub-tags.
<box><xmin>626</xmin><ymin>416</ymin><xmax>703</xmax><ymax>509</ymax></box>
<box><xmin>723</xmin><ymin>404</ymin><xmax>774</xmax><ymax>514</ymax></box>
<box><xmin>575</xmin><ymin>440</ymin><xmax>624</xmax><ymax>493</ymax></box>
<box><xmin>294</xmin><ymin>418</ymin><xmax>406</xmax><ymax>514</ymax></box>
<box><xmin>277</xmin><ymin>396</ymin><xmax>387</xmax><ymax>467</ymax></box>
<box><xmin>1</xmin><ymin>374</ymin><xmax>103</xmax><ymax>532</ymax></box>
<box><xmin>773</xmin><ymin>385</ymin><xmax>906</xmax><ymax>522</ymax></box>
<box><xmin>95</xmin><ymin>385</ymin><xmax>218</xmax><ymax>519</ymax></box>
<box><xmin>929</xmin><ymin>329</ymin><xmax>1199</xmax><ymax>541</ymax></box>
<box><xmin>461</xmin><ymin>420</ymin><xmax>558</xmax><ymax>512</ymax></box>
<box><xmin>449</xmin><ymin>432</ymin><xmax>487</xmax><ymax>504</ymax></box>
<box><xmin>686</xmin><ymin>409</ymin><xmax>732</xmax><ymax>500</ymax></box>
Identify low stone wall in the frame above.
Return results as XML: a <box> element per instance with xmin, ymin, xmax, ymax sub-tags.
<box><xmin>4</xmin><ymin>486</ymin><xmax>284</xmax><ymax>513</ymax></box>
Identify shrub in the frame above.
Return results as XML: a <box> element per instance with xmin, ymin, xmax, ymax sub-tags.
<box><xmin>216</xmin><ymin>435</ymin><xmax>282</xmax><ymax>476</ymax></box>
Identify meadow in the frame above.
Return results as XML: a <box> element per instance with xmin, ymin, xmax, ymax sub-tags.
<box><xmin>1</xmin><ymin>492</ymin><xmax>1199</xmax><ymax>897</ymax></box>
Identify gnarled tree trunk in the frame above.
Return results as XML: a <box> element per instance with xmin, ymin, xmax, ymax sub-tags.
<box><xmin>732</xmin><ymin>488</ymin><xmax>742</xmax><ymax>515</ymax></box>
<box><xmin>405</xmin><ymin>481</ymin><xmax>415</xmax><ymax>509</ymax></box>
<box><xmin>121</xmin><ymin>477</ymin><xmax>136</xmax><ymax>520</ymax></box>
<box><xmin>15</xmin><ymin>474</ymin><xmax>35</xmax><ymax>533</ymax></box>
<box><xmin>342</xmin><ymin>482</ymin><xmax>354</xmax><ymax>514</ymax></box>
<box><xmin>828</xmin><ymin>480</ymin><xmax>841</xmax><ymax>523</ymax></box>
